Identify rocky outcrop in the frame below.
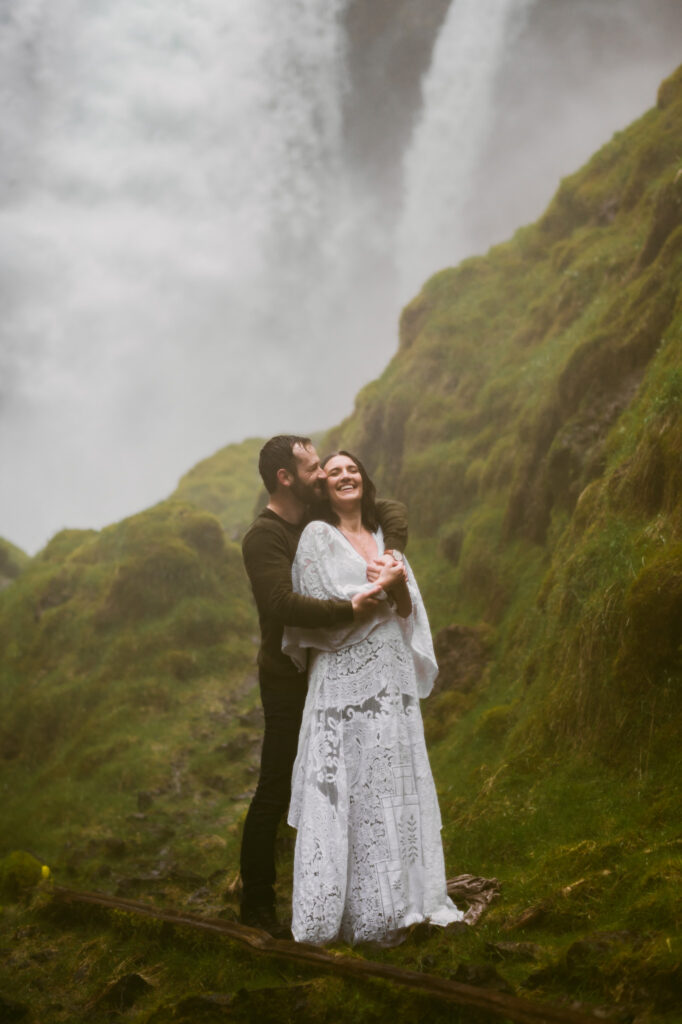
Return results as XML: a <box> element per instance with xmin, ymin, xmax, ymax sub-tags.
<box><xmin>433</xmin><ymin>623</ymin><xmax>494</xmax><ymax>695</ymax></box>
<box><xmin>342</xmin><ymin>0</ymin><xmax>451</xmax><ymax>194</ymax></box>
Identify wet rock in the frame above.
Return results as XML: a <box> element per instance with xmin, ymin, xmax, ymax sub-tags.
<box><xmin>343</xmin><ymin>0</ymin><xmax>451</xmax><ymax>196</ymax></box>
<box><xmin>92</xmin><ymin>972</ymin><xmax>154</xmax><ymax>1010</ymax></box>
<box><xmin>432</xmin><ymin>624</ymin><xmax>495</xmax><ymax>695</ymax></box>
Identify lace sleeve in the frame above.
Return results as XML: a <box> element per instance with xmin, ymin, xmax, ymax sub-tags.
<box><xmin>283</xmin><ymin>522</ymin><xmax>392</xmax><ymax>670</ymax></box>
<box><xmin>292</xmin><ymin>522</ymin><xmax>378</xmax><ymax>601</ymax></box>
<box><xmin>398</xmin><ymin>554</ymin><xmax>438</xmax><ymax>699</ymax></box>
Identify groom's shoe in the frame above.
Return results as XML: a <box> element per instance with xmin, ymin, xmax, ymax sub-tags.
<box><xmin>240</xmin><ymin>902</ymin><xmax>291</xmax><ymax>940</ymax></box>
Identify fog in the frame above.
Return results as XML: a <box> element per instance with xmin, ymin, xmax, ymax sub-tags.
<box><xmin>1</xmin><ymin>0</ymin><xmax>680</xmax><ymax>553</ymax></box>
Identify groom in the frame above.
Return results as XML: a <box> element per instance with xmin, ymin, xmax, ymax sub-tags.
<box><xmin>239</xmin><ymin>434</ymin><xmax>407</xmax><ymax>934</ymax></box>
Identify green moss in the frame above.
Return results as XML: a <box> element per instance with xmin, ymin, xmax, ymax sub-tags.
<box><xmin>474</xmin><ymin>703</ymin><xmax>517</xmax><ymax>742</ymax></box>
<box><xmin>3</xmin><ymin>62</ymin><xmax>682</xmax><ymax>1024</ymax></box>
<box><xmin>0</xmin><ymin>536</ymin><xmax>30</xmax><ymax>582</ymax></box>
<box><xmin>36</xmin><ymin>528</ymin><xmax>98</xmax><ymax>564</ymax></box>
<box><xmin>620</xmin><ymin>543</ymin><xmax>682</xmax><ymax>674</ymax></box>
<box><xmin>0</xmin><ymin>851</ymin><xmax>44</xmax><ymax>899</ymax></box>
<box><xmin>171</xmin><ymin>437</ymin><xmax>264</xmax><ymax>537</ymax></box>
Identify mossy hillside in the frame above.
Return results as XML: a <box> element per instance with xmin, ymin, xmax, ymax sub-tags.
<box><xmin>0</xmin><ymin>500</ymin><xmax>260</xmax><ymax>881</ymax></box>
<box><xmin>170</xmin><ymin>432</ymin><xmax>328</xmax><ymax>535</ymax></box>
<box><xmin>327</xmin><ymin>65</ymin><xmax>682</xmax><ymax>754</ymax></box>
<box><xmin>2</xmin><ymin>70</ymin><xmax>682</xmax><ymax>1024</ymax></box>
<box><xmin>0</xmin><ymin>535</ymin><xmax>30</xmax><ymax>586</ymax></box>
<box><xmin>170</xmin><ymin>437</ymin><xmax>265</xmax><ymax>539</ymax></box>
<box><xmin>319</xmin><ymin>67</ymin><xmax>682</xmax><ymax>1014</ymax></box>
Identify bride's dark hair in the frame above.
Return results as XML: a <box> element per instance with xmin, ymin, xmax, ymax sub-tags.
<box><xmin>314</xmin><ymin>450</ymin><xmax>378</xmax><ymax>532</ymax></box>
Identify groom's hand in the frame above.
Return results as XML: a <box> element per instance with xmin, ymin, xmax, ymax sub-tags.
<box><xmin>351</xmin><ymin>586</ymin><xmax>383</xmax><ymax>621</ymax></box>
<box><xmin>367</xmin><ymin>553</ymin><xmax>398</xmax><ymax>583</ymax></box>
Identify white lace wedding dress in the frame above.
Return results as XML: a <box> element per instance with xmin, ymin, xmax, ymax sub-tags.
<box><xmin>283</xmin><ymin>521</ymin><xmax>464</xmax><ymax>945</ymax></box>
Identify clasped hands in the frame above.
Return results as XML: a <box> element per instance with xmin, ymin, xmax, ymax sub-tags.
<box><xmin>366</xmin><ymin>552</ymin><xmax>406</xmax><ymax>587</ymax></box>
<box><xmin>351</xmin><ymin>552</ymin><xmax>408</xmax><ymax>621</ymax></box>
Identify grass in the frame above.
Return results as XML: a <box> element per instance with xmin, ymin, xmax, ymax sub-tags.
<box><xmin>2</xmin><ymin>61</ymin><xmax>682</xmax><ymax>1024</ymax></box>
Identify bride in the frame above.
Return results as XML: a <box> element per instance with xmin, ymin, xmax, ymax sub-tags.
<box><xmin>283</xmin><ymin>450</ymin><xmax>464</xmax><ymax>945</ymax></box>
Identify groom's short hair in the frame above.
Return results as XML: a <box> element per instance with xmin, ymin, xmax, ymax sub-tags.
<box><xmin>259</xmin><ymin>434</ymin><xmax>312</xmax><ymax>493</ymax></box>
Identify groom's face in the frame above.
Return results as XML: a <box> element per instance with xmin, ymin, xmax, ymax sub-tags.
<box><xmin>291</xmin><ymin>443</ymin><xmax>326</xmax><ymax>504</ymax></box>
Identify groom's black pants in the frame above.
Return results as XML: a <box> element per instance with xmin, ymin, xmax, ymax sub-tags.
<box><xmin>239</xmin><ymin>668</ymin><xmax>308</xmax><ymax>911</ymax></box>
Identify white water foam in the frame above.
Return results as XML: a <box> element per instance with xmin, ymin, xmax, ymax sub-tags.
<box><xmin>1</xmin><ymin>0</ymin><xmax>680</xmax><ymax>551</ymax></box>
<box><xmin>0</xmin><ymin>0</ymin><xmax>354</xmax><ymax>550</ymax></box>
<box><xmin>396</xmin><ymin>0</ymin><xmax>533</xmax><ymax>295</ymax></box>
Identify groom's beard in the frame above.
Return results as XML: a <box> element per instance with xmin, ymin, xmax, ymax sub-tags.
<box><xmin>291</xmin><ymin>474</ymin><xmax>324</xmax><ymax>506</ymax></box>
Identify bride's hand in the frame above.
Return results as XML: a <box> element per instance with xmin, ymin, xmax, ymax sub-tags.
<box><xmin>367</xmin><ymin>555</ymin><xmax>390</xmax><ymax>583</ymax></box>
<box><xmin>367</xmin><ymin>553</ymin><xmax>402</xmax><ymax>584</ymax></box>
<box><xmin>366</xmin><ymin>559</ymin><xmax>382</xmax><ymax>583</ymax></box>
<box><xmin>376</xmin><ymin>561</ymin><xmax>407</xmax><ymax>591</ymax></box>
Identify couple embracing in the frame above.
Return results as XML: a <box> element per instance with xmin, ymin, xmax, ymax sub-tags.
<box><xmin>240</xmin><ymin>435</ymin><xmax>463</xmax><ymax>945</ymax></box>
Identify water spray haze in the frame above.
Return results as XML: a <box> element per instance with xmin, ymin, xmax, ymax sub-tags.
<box><xmin>397</xmin><ymin>0</ymin><xmax>534</xmax><ymax>294</ymax></box>
<box><xmin>1</xmin><ymin>0</ymin><xmax>680</xmax><ymax>552</ymax></box>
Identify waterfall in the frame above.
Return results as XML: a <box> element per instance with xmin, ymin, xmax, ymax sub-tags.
<box><xmin>0</xmin><ymin>0</ymin><xmax>354</xmax><ymax>550</ymax></box>
<box><xmin>1</xmin><ymin>0</ymin><xmax>680</xmax><ymax>552</ymax></box>
<box><xmin>397</xmin><ymin>0</ymin><xmax>533</xmax><ymax>294</ymax></box>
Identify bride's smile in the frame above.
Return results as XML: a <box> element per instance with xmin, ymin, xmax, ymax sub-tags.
<box><xmin>324</xmin><ymin>455</ymin><xmax>363</xmax><ymax>506</ymax></box>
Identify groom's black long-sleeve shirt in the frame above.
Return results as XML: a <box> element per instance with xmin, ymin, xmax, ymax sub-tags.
<box><xmin>242</xmin><ymin>500</ymin><xmax>408</xmax><ymax>677</ymax></box>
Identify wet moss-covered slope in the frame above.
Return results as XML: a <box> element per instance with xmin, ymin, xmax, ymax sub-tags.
<box><xmin>0</xmin><ymin>536</ymin><xmax>30</xmax><ymax>586</ymax></box>
<box><xmin>328</xmin><ymin>65</ymin><xmax>682</xmax><ymax>761</ymax></box>
<box><xmin>0</xmin><ymin>502</ymin><xmax>259</xmax><ymax>878</ymax></box>
<box><xmin>319</xmin><ymin>65</ymin><xmax>681</xmax><ymax>1015</ymax></box>
<box><xmin>171</xmin><ymin>437</ymin><xmax>264</xmax><ymax>539</ymax></box>
<box><xmin>1</xmin><ymin>66</ymin><xmax>681</xmax><ymax>1024</ymax></box>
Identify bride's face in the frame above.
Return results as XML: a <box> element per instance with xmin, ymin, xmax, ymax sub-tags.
<box><xmin>324</xmin><ymin>454</ymin><xmax>363</xmax><ymax>511</ymax></box>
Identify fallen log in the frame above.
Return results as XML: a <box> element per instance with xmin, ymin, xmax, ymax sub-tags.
<box><xmin>51</xmin><ymin>885</ymin><xmax>602</xmax><ymax>1024</ymax></box>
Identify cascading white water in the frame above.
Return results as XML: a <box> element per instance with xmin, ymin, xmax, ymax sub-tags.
<box><xmin>396</xmin><ymin>0</ymin><xmax>533</xmax><ymax>295</ymax></box>
<box><xmin>0</xmin><ymin>0</ymin><xmax>362</xmax><ymax>550</ymax></box>
<box><xmin>1</xmin><ymin>0</ymin><xmax>680</xmax><ymax>552</ymax></box>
